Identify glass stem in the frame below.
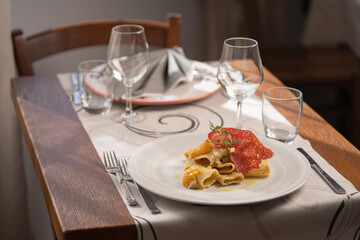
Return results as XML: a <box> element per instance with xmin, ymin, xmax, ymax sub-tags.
<box><xmin>125</xmin><ymin>85</ymin><xmax>133</xmax><ymax>117</ymax></box>
<box><xmin>236</xmin><ymin>100</ymin><xmax>243</xmax><ymax>129</ymax></box>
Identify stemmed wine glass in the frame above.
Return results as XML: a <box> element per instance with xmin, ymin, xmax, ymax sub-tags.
<box><xmin>217</xmin><ymin>37</ymin><xmax>264</xmax><ymax>129</ymax></box>
<box><xmin>107</xmin><ymin>24</ymin><xmax>149</xmax><ymax>124</ymax></box>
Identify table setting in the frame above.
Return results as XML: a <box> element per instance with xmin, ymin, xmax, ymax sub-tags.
<box><xmin>59</xmin><ymin>76</ymin><xmax>360</xmax><ymax>239</ymax></box>
<box><xmin>55</xmin><ymin>25</ymin><xmax>360</xmax><ymax>239</ymax></box>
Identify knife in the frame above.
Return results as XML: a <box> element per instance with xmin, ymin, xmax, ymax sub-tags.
<box><xmin>297</xmin><ymin>148</ymin><xmax>346</xmax><ymax>194</ymax></box>
<box><xmin>117</xmin><ymin>155</ymin><xmax>161</xmax><ymax>214</ymax></box>
<box><xmin>115</xmin><ymin>169</ymin><xmax>138</xmax><ymax>206</ymax></box>
<box><xmin>70</xmin><ymin>73</ymin><xmax>82</xmax><ymax>105</ymax></box>
<box><xmin>133</xmin><ymin>181</ymin><xmax>161</xmax><ymax>214</ymax></box>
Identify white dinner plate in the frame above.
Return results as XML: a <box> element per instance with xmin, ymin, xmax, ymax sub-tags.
<box><xmin>87</xmin><ymin>62</ymin><xmax>221</xmax><ymax>105</ymax></box>
<box><xmin>128</xmin><ymin>132</ymin><xmax>310</xmax><ymax>205</ymax></box>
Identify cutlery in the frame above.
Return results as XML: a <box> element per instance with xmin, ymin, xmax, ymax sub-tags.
<box><xmin>103</xmin><ymin>151</ymin><xmax>138</xmax><ymax>206</ymax></box>
<box><xmin>297</xmin><ymin>148</ymin><xmax>346</xmax><ymax>194</ymax></box>
<box><xmin>119</xmin><ymin>156</ymin><xmax>161</xmax><ymax>214</ymax></box>
<box><xmin>193</xmin><ymin>66</ymin><xmax>217</xmax><ymax>82</ymax></box>
<box><xmin>70</xmin><ymin>73</ymin><xmax>82</xmax><ymax>105</ymax></box>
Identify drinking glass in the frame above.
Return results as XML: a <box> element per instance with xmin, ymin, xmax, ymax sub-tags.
<box><xmin>78</xmin><ymin>60</ymin><xmax>113</xmax><ymax>114</ymax></box>
<box><xmin>262</xmin><ymin>87</ymin><xmax>303</xmax><ymax>145</ymax></box>
<box><xmin>107</xmin><ymin>24</ymin><xmax>149</xmax><ymax>124</ymax></box>
<box><xmin>217</xmin><ymin>37</ymin><xmax>264</xmax><ymax>129</ymax></box>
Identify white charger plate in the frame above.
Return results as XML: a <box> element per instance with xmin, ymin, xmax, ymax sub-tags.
<box><xmin>128</xmin><ymin>132</ymin><xmax>310</xmax><ymax>205</ymax></box>
<box><xmin>87</xmin><ymin>61</ymin><xmax>221</xmax><ymax>105</ymax></box>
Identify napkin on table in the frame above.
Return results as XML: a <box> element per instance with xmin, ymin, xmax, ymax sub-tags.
<box><xmin>113</xmin><ymin>47</ymin><xmax>196</xmax><ymax>100</ymax></box>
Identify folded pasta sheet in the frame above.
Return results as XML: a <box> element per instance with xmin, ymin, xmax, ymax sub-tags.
<box><xmin>245</xmin><ymin>160</ymin><xmax>270</xmax><ymax>178</ymax></box>
<box><xmin>191</xmin><ymin>148</ymin><xmax>228</xmax><ymax>168</ymax></box>
<box><xmin>182</xmin><ymin>141</ymin><xmax>242</xmax><ymax>189</ymax></box>
<box><xmin>217</xmin><ymin>172</ymin><xmax>244</xmax><ymax>186</ymax></box>
<box><xmin>182</xmin><ymin>160</ymin><xmax>219</xmax><ymax>189</ymax></box>
<box><xmin>184</xmin><ymin>140</ymin><xmax>213</xmax><ymax>159</ymax></box>
<box><xmin>214</xmin><ymin>157</ymin><xmax>235</xmax><ymax>174</ymax></box>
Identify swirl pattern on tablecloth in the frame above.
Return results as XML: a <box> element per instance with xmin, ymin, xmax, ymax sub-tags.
<box><xmin>125</xmin><ymin>104</ymin><xmax>224</xmax><ymax>138</ymax></box>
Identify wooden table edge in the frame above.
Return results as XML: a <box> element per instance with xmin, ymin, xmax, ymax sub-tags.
<box><xmin>11</xmin><ymin>76</ymin><xmax>137</xmax><ymax>240</ymax></box>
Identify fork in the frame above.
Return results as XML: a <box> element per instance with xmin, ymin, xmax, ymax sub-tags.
<box><xmin>103</xmin><ymin>151</ymin><xmax>138</xmax><ymax>206</ymax></box>
<box><xmin>119</xmin><ymin>157</ymin><xmax>161</xmax><ymax>214</ymax></box>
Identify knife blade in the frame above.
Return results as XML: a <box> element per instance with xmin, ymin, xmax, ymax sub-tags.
<box><xmin>297</xmin><ymin>148</ymin><xmax>346</xmax><ymax>194</ymax></box>
<box><xmin>133</xmin><ymin>181</ymin><xmax>161</xmax><ymax>214</ymax></box>
<box><xmin>118</xmin><ymin>155</ymin><xmax>160</xmax><ymax>214</ymax></box>
<box><xmin>70</xmin><ymin>73</ymin><xmax>82</xmax><ymax>105</ymax></box>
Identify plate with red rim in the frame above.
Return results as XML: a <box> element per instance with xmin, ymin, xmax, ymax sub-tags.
<box><xmin>85</xmin><ymin>61</ymin><xmax>221</xmax><ymax>105</ymax></box>
<box><xmin>128</xmin><ymin>132</ymin><xmax>311</xmax><ymax>206</ymax></box>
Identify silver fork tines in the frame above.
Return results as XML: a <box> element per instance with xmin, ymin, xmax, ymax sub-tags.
<box><xmin>103</xmin><ymin>151</ymin><xmax>138</xmax><ymax>206</ymax></box>
<box><xmin>119</xmin><ymin>157</ymin><xmax>161</xmax><ymax>214</ymax></box>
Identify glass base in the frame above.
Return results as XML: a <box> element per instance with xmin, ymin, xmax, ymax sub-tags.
<box><xmin>112</xmin><ymin>111</ymin><xmax>145</xmax><ymax>124</ymax></box>
<box><xmin>264</xmin><ymin>127</ymin><xmax>296</xmax><ymax>145</ymax></box>
<box><xmin>84</xmin><ymin>107</ymin><xmax>111</xmax><ymax>115</ymax></box>
<box><xmin>83</xmin><ymin>99</ymin><xmax>112</xmax><ymax>115</ymax></box>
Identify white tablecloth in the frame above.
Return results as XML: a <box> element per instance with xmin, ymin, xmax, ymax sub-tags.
<box><xmin>59</xmin><ymin>73</ymin><xmax>360</xmax><ymax>240</ymax></box>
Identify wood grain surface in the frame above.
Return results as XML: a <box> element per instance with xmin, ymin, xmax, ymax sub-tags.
<box><xmin>11</xmin><ymin>69</ymin><xmax>360</xmax><ymax>239</ymax></box>
<box><xmin>11</xmin><ymin>76</ymin><xmax>137</xmax><ymax>240</ymax></box>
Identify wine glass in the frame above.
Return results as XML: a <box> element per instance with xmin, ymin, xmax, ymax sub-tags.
<box><xmin>107</xmin><ymin>24</ymin><xmax>149</xmax><ymax>124</ymax></box>
<box><xmin>217</xmin><ymin>37</ymin><xmax>264</xmax><ymax>129</ymax></box>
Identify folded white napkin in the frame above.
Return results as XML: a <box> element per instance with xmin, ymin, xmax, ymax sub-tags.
<box><xmin>113</xmin><ymin>47</ymin><xmax>195</xmax><ymax>100</ymax></box>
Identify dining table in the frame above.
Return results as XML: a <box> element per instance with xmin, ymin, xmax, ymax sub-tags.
<box><xmin>11</xmin><ymin>59</ymin><xmax>360</xmax><ymax>240</ymax></box>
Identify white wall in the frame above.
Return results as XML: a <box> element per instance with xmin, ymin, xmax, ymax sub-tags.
<box><xmin>11</xmin><ymin>0</ymin><xmax>202</xmax><ymax>76</ymax></box>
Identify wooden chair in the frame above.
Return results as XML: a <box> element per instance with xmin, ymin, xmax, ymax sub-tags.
<box><xmin>11</xmin><ymin>13</ymin><xmax>181</xmax><ymax>76</ymax></box>
<box><xmin>242</xmin><ymin>0</ymin><xmax>360</xmax><ymax>148</ymax></box>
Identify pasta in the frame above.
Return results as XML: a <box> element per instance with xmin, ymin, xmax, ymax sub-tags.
<box><xmin>217</xmin><ymin>172</ymin><xmax>244</xmax><ymax>186</ymax></box>
<box><xmin>214</xmin><ymin>157</ymin><xmax>236</xmax><ymax>174</ymax></box>
<box><xmin>182</xmin><ymin>131</ymin><xmax>273</xmax><ymax>190</ymax></box>
<box><xmin>245</xmin><ymin>160</ymin><xmax>270</xmax><ymax>178</ymax></box>
<box><xmin>191</xmin><ymin>147</ymin><xmax>228</xmax><ymax>168</ymax></box>
<box><xmin>182</xmin><ymin>159</ymin><xmax>219</xmax><ymax>189</ymax></box>
<box><xmin>182</xmin><ymin>140</ymin><xmax>244</xmax><ymax>189</ymax></box>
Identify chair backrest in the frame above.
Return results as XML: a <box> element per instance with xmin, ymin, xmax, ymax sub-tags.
<box><xmin>12</xmin><ymin>13</ymin><xmax>181</xmax><ymax>76</ymax></box>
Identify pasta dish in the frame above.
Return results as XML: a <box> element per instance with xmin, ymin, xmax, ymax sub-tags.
<box><xmin>182</xmin><ymin>126</ymin><xmax>274</xmax><ymax>189</ymax></box>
